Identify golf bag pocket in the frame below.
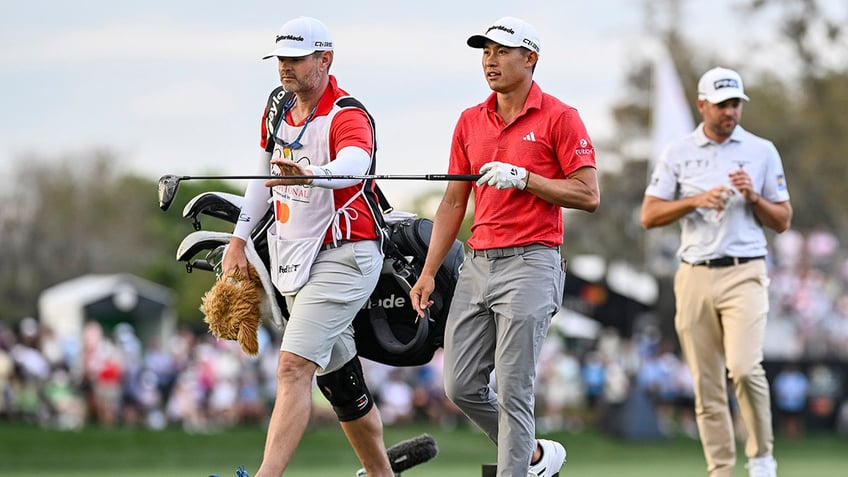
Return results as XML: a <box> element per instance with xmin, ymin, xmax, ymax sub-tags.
<box><xmin>354</xmin><ymin>258</ymin><xmax>433</xmax><ymax>366</ymax></box>
<box><xmin>352</xmin><ymin>216</ymin><xmax>465</xmax><ymax>367</ymax></box>
<box><xmin>268</xmin><ymin>228</ymin><xmax>323</xmax><ymax>296</ymax></box>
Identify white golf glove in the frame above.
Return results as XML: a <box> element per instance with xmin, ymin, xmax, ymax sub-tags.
<box><xmin>477</xmin><ymin>161</ymin><xmax>527</xmax><ymax>190</ymax></box>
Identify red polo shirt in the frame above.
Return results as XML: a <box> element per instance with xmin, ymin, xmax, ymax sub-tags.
<box><xmin>448</xmin><ymin>82</ymin><xmax>596</xmax><ymax>250</ymax></box>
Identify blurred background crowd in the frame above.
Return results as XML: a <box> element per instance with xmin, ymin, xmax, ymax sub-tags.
<box><xmin>2</xmin><ymin>230</ymin><xmax>846</xmax><ymax>442</ymax></box>
<box><xmin>1</xmin><ymin>6</ymin><xmax>846</xmax><ymax>471</ymax></box>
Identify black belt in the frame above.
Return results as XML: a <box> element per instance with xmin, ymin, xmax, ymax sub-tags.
<box><xmin>471</xmin><ymin>244</ymin><xmax>558</xmax><ymax>259</ymax></box>
<box><xmin>684</xmin><ymin>256</ymin><xmax>764</xmax><ymax>268</ymax></box>
<box><xmin>321</xmin><ymin>240</ymin><xmax>349</xmax><ymax>251</ymax></box>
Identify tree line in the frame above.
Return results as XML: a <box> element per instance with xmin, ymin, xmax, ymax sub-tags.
<box><xmin>1</xmin><ymin>0</ymin><xmax>845</xmax><ymax>327</ymax></box>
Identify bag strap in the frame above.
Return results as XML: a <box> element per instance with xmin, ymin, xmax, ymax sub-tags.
<box><xmin>263</xmin><ymin>86</ymin><xmax>294</xmax><ymax>154</ymax></box>
<box><xmin>335</xmin><ymin>96</ymin><xmax>394</xmax><ymax>217</ymax></box>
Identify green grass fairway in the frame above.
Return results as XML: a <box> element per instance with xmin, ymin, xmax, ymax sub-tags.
<box><xmin>1</xmin><ymin>422</ymin><xmax>844</xmax><ymax>476</ymax></box>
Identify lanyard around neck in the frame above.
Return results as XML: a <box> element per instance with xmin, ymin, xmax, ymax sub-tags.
<box><xmin>273</xmin><ymin>95</ymin><xmax>319</xmax><ymax>151</ymax></box>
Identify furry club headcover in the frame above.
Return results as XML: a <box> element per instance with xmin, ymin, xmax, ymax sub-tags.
<box><xmin>199</xmin><ymin>264</ymin><xmax>263</xmax><ymax>356</ymax></box>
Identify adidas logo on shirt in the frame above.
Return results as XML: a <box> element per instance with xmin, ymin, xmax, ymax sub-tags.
<box><xmin>523</xmin><ymin>131</ymin><xmax>536</xmax><ymax>142</ymax></box>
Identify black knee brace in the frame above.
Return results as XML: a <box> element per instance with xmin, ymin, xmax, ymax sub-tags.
<box><xmin>316</xmin><ymin>355</ymin><xmax>374</xmax><ymax>422</ymax></box>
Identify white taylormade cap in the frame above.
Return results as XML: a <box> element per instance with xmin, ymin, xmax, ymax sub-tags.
<box><xmin>262</xmin><ymin>16</ymin><xmax>334</xmax><ymax>59</ymax></box>
<box><xmin>467</xmin><ymin>16</ymin><xmax>541</xmax><ymax>54</ymax></box>
<box><xmin>697</xmin><ymin>67</ymin><xmax>750</xmax><ymax>103</ymax></box>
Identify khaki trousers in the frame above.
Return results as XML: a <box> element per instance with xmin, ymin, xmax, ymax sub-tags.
<box><xmin>674</xmin><ymin>260</ymin><xmax>774</xmax><ymax>477</ymax></box>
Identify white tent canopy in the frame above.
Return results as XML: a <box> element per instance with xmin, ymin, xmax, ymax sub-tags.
<box><xmin>552</xmin><ymin>308</ymin><xmax>603</xmax><ymax>340</ymax></box>
<box><xmin>38</xmin><ymin>273</ymin><xmax>176</xmax><ymax>353</ymax></box>
<box><xmin>570</xmin><ymin>254</ymin><xmax>659</xmax><ymax>306</ymax></box>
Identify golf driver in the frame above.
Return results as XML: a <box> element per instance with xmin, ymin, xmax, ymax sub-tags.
<box><xmin>158</xmin><ymin>173</ymin><xmax>482</xmax><ymax>211</ymax></box>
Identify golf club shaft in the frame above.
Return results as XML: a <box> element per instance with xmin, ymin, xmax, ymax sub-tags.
<box><xmin>157</xmin><ymin>172</ymin><xmax>482</xmax><ymax>211</ymax></box>
<box><xmin>174</xmin><ymin>174</ymin><xmax>481</xmax><ymax>181</ymax></box>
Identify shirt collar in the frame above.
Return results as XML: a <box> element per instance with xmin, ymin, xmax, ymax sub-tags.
<box><xmin>315</xmin><ymin>75</ymin><xmax>341</xmax><ymax>116</ymax></box>
<box><xmin>482</xmin><ymin>81</ymin><xmax>543</xmax><ymax>117</ymax></box>
<box><xmin>694</xmin><ymin>123</ymin><xmax>746</xmax><ymax>147</ymax></box>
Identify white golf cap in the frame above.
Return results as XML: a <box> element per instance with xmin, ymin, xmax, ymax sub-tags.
<box><xmin>262</xmin><ymin>16</ymin><xmax>334</xmax><ymax>59</ymax></box>
<box><xmin>697</xmin><ymin>67</ymin><xmax>750</xmax><ymax>103</ymax></box>
<box><xmin>467</xmin><ymin>16</ymin><xmax>541</xmax><ymax>54</ymax></box>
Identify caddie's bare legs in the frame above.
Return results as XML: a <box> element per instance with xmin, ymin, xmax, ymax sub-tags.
<box><xmin>254</xmin><ymin>351</ymin><xmax>393</xmax><ymax>477</ymax></box>
<box><xmin>255</xmin><ymin>351</ymin><xmax>316</xmax><ymax>477</ymax></box>
<box><xmin>340</xmin><ymin>406</ymin><xmax>394</xmax><ymax>477</ymax></box>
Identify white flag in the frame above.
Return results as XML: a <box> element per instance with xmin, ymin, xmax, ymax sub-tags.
<box><xmin>650</xmin><ymin>44</ymin><xmax>694</xmax><ymax>164</ymax></box>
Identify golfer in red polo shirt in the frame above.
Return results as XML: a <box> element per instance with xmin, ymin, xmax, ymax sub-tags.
<box><xmin>410</xmin><ymin>16</ymin><xmax>600</xmax><ymax>477</ymax></box>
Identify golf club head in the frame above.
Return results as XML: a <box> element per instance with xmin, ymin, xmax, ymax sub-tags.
<box><xmin>182</xmin><ymin>191</ymin><xmax>244</xmax><ymax>225</ymax></box>
<box><xmin>158</xmin><ymin>174</ymin><xmax>181</xmax><ymax>211</ymax></box>
<box><xmin>176</xmin><ymin>231</ymin><xmax>231</xmax><ymax>263</ymax></box>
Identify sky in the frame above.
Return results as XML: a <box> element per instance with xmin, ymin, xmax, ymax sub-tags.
<box><xmin>1</xmin><ymin>0</ymin><xmax>844</xmax><ymax>208</ymax></box>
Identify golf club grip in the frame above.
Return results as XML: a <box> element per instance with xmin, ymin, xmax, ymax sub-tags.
<box><xmin>423</xmin><ymin>174</ymin><xmax>481</xmax><ymax>181</ymax></box>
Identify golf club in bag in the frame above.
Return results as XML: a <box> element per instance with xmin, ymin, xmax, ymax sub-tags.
<box><xmin>168</xmin><ymin>174</ymin><xmax>467</xmax><ymax>367</ymax></box>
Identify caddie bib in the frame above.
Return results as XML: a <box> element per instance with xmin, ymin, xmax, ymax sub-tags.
<box><xmin>267</xmin><ymin>99</ymin><xmax>365</xmax><ymax>295</ymax></box>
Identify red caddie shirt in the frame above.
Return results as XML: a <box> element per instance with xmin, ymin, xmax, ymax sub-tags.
<box><xmin>448</xmin><ymin>81</ymin><xmax>596</xmax><ymax>250</ymax></box>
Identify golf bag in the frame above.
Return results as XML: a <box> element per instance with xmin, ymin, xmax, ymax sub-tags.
<box><xmin>354</xmin><ymin>215</ymin><xmax>464</xmax><ymax>366</ymax></box>
<box><xmin>176</xmin><ymin>191</ymin><xmax>464</xmax><ymax>367</ymax></box>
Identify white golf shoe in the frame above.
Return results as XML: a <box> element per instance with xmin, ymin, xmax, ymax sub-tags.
<box><xmin>746</xmin><ymin>455</ymin><xmax>777</xmax><ymax>477</ymax></box>
<box><xmin>528</xmin><ymin>439</ymin><xmax>566</xmax><ymax>477</ymax></box>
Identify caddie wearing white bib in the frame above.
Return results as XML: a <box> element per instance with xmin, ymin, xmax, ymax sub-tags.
<box><xmin>222</xmin><ymin>16</ymin><xmax>394</xmax><ymax>477</ymax></box>
<box><xmin>642</xmin><ymin>67</ymin><xmax>792</xmax><ymax>477</ymax></box>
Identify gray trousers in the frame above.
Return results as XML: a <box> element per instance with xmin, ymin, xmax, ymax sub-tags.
<box><xmin>443</xmin><ymin>246</ymin><xmax>564</xmax><ymax>477</ymax></box>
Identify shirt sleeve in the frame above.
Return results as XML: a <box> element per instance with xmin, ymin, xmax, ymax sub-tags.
<box><xmin>645</xmin><ymin>144</ymin><xmax>679</xmax><ymax>200</ymax></box>
<box><xmin>259</xmin><ymin>108</ymin><xmax>271</xmax><ymax>151</ymax></box>
<box><xmin>233</xmin><ymin>149</ymin><xmax>272</xmax><ymax>241</ymax></box>
<box><xmin>554</xmin><ymin>108</ymin><xmax>596</xmax><ymax>176</ymax></box>
<box><xmin>306</xmin><ymin>146</ymin><xmax>371</xmax><ymax>189</ymax></box>
<box><xmin>761</xmin><ymin>141</ymin><xmax>790</xmax><ymax>203</ymax></box>
<box><xmin>329</xmin><ymin>108</ymin><xmax>373</xmax><ymax>156</ymax></box>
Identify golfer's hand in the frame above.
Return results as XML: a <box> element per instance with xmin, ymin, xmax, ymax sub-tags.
<box><xmin>728</xmin><ymin>169</ymin><xmax>759</xmax><ymax>204</ymax></box>
<box><xmin>410</xmin><ymin>275</ymin><xmax>435</xmax><ymax>319</ymax></box>
<box><xmin>222</xmin><ymin>238</ymin><xmax>249</xmax><ymax>278</ymax></box>
<box><xmin>266</xmin><ymin>158</ymin><xmax>313</xmax><ymax>187</ymax></box>
<box><xmin>695</xmin><ymin>185</ymin><xmax>734</xmax><ymax>211</ymax></box>
<box><xmin>477</xmin><ymin>161</ymin><xmax>528</xmax><ymax>190</ymax></box>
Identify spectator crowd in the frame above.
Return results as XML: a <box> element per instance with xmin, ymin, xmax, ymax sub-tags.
<box><xmin>1</xmin><ymin>230</ymin><xmax>846</xmax><ymax>438</ymax></box>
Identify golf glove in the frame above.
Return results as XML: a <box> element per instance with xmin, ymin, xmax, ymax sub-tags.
<box><xmin>477</xmin><ymin>161</ymin><xmax>527</xmax><ymax>190</ymax></box>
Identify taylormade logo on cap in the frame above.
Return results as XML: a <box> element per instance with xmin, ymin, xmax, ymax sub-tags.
<box><xmin>276</xmin><ymin>34</ymin><xmax>304</xmax><ymax>43</ymax></box>
<box><xmin>697</xmin><ymin>67</ymin><xmax>750</xmax><ymax>104</ymax></box>
<box><xmin>263</xmin><ymin>16</ymin><xmax>334</xmax><ymax>59</ymax></box>
<box><xmin>467</xmin><ymin>16</ymin><xmax>541</xmax><ymax>54</ymax></box>
<box><xmin>487</xmin><ymin>25</ymin><xmax>515</xmax><ymax>35</ymax></box>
